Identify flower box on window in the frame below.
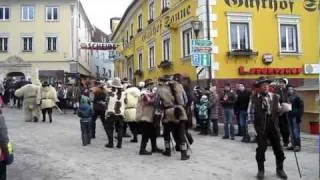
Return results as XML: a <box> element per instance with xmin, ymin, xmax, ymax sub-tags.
<box><xmin>227</xmin><ymin>49</ymin><xmax>258</xmax><ymax>57</ymax></box>
<box><xmin>130</xmin><ymin>36</ymin><xmax>134</xmax><ymax>40</ymax></box>
<box><xmin>148</xmin><ymin>19</ymin><xmax>154</xmax><ymax>24</ymax></box>
<box><xmin>134</xmin><ymin>69</ymin><xmax>143</xmax><ymax>76</ymax></box>
<box><xmin>162</xmin><ymin>7</ymin><xmax>169</xmax><ymax>14</ymax></box>
<box><xmin>158</xmin><ymin>61</ymin><xmax>172</xmax><ymax>69</ymax></box>
<box><xmin>137</xmin><ymin>29</ymin><xmax>142</xmax><ymax>33</ymax></box>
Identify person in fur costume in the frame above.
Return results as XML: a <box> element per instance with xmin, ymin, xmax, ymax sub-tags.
<box><xmin>14</xmin><ymin>79</ymin><xmax>41</xmax><ymax>122</ymax></box>
<box><xmin>136</xmin><ymin>79</ymin><xmax>163</xmax><ymax>155</ymax></box>
<box><xmin>157</xmin><ymin>75</ymin><xmax>190</xmax><ymax>160</ymax></box>
<box><xmin>105</xmin><ymin>77</ymin><xmax>125</xmax><ymax>149</ymax></box>
<box><xmin>40</xmin><ymin>82</ymin><xmax>59</xmax><ymax>123</ymax></box>
<box><xmin>124</xmin><ymin>85</ymin><xmax>141</xmax><ymax>143</ymax></box>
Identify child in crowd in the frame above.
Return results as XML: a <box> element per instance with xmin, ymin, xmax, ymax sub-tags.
<box><xmin>77</xmin><ymin>90</ymin><xmax>93</xmax><ymax>146</ymax></box>
<box><xmin>197</xmin><ymin>95</ymin><xmax>210</xmax><ymax>135</ymax></box>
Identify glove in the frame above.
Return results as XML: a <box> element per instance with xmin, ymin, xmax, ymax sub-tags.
<box><xmin>248</xmin><ymin>123</ymin><xmax>257</xmax><ymax>137</ymax></box>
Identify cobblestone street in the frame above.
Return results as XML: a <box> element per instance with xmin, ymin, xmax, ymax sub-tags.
<box><xmin>2</xmin><ymin>107</ymin><xmax>319</xmax><ymax>180</ymax></box>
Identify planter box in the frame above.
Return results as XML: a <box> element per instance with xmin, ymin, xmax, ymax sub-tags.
<box><xmin>227</xmin><ymin>50</ymin><xmax>258</xmax><ymax>57</ymax></box>
<box><xmin>134</xmin><ymin>70</ymin><xmax>143</xmax><ymax>76</ymax></box>
<box><xmin>309</xmin><ymin>122</ymin><xmax>320</xmax><ymax>135</ymax></box>
<box><xmin>158</xmin><ymin>61</ymin><xmax>172</xmax><ymax>68</ymax></box>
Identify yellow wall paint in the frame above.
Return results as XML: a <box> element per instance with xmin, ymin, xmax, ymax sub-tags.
<box><xmin>214</xmin><ymin>0</ymin><xmax>318</xmax><ymax>79</ymax></box>
<box><xmin>0</xmin><ymin>1</ymin><xmax>72</xmax><ymax>62</ymax></box>
<box><xmin>113</xmin><ymin>0</ymin><xmax>319</xmax><ymax>81</ymax></box>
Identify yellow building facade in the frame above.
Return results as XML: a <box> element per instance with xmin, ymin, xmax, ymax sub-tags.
<box><xmin>112</xmin><ymin>0</ymin><xmax>319</xmax><ymax>85</ymax></box>
<box><xmin>0</xmin><ymin>0</ymin><xmax>93</xmax><ymax>83</ymax></box>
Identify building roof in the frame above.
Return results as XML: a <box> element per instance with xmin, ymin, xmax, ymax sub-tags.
<box><xmin>92</xmin><ymin>26</ymin><xmax>108</xmax><ymax>42</ymax></box>
<box><xmin>111</xmin><ymin>0</ymin><xmax>136</xmax><ymax>41</ymax></box>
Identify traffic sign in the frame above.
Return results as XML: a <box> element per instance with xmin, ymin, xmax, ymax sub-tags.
<box><xmin>192</xmin><ymin>54</ymin><xmax>211</xmax><ymax>67</ymax></box>
<box><xmin>191</xmin><ymin>39</ymin><xmax>213</xmax><ymax>54</ymax></box>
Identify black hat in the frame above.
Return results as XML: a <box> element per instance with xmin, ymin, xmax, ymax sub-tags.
<box><xmin>144</xmin><ymin>79</ymin><xmax>154</xmax><ymax>86</ymax></box>
<box><xmin>42</xmin><ymin>81</ymin><xmax>49</xmax><ymax>86</ymax></box>
<box><xmin>159</xmin><ymin>75</ymin><xmax>172</xmax><ymax>82</ymax></box>
<box><xmin>256</xmin><ymin>76</ymin><xmax>272</xmax><ymax>86</ymax></box>
<box><xmin>122</xmin><ymin>77</ymin><xmax>129</xmax><ymax>83</ymax></box>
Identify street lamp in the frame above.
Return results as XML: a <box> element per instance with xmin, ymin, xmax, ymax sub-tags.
<box><xmin>191</xmin><ymin>20</ymin><xmax>202</xmax><ymax>39</ymax></box>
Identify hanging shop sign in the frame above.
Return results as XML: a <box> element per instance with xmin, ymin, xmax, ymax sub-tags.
<box><xmin>224</xmin><ymin>0</ymin><xmax>320</xmax><ymax>13</ymax></box>
<box><xmin>239</xmin><ymin>66</ymin><xmax>303</xmax><ymax>75</ymax></box>
<box><xmin>80</xmin><ymin>42</ymin><xmax>118</xmax><ymax>50</ymax></box>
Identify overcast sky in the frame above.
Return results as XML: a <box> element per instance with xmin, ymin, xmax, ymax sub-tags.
<box><xmin>80</xmin><ymin>0</ymin><xmax>133</xmax><ymax>34</ymax></box>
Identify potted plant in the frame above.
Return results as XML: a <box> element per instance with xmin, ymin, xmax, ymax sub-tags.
<box><xmin>309</xmin><ymin>119</ymin><xmax>320</xmax><ymax>135</ymax></box>
<box><xmin>134</xmin><ymin>69</ymin><xmax>143</xmax><ymax>77</ymax></box>
<box><xmin>227</xmin><ymin>49</ymin><xmax>258</xmax><ymax>57</ymax></box>
<box><xmin>158</xmin><ymin>61</ymin><xmax>172</xmax><ymax>69</ymax></box>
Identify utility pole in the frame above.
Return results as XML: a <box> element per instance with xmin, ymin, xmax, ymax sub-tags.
<box><xmin>206</xmin><ymin>0</ymin><xmax>212</xmax><ymax>87</ymax></box>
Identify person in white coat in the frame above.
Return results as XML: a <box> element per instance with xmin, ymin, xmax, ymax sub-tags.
<box><xmin>14</xmin><ymin>79</ymin><xmax>41</xmax><ymax>122</ymax></box>
<box><xmin>40</xmin><ymin>82</ymin><xmax>59</xmax><ymax>123</ymax></box>
<box><xmin>124</xmin><ymin>85</ymin><xmax>141</xmax><ymax>143</ymax></box>
<box><xmin>105</xmin><ymin>78</ymin><xmax>125</xmax><ymax>149</ymax></box>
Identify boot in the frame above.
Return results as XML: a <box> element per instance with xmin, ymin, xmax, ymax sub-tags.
<box><xmin>105</xmin><ymin>142</ymin><xmax>113</xmax><ymax>148</ymax></box>
<box><xmin>116</xmin><ymin>132</ymin><xmax>122</xmax><ymax>149</ymax></box>
<box><xmin>49</xmin><ymin>114</ymin><xmax>52</xmax><ymax>123</ymax></box>
<box><xmin>130</xmin><ymin>137</ymin><xmax>138</xmax><ymax>143</ymax></box>
<box><xmin>181</xmin><ymin>150</ymin><xmax>190</xmax><ymax>160</ymax></box>
<box><xmin>151</xmin><ymin>141</ymin><xmax>163</xmax><ymax>153</ymax></box>
<box><xmin>175</xmin><ymin>145</ymin><xmax>181</xmax><ymax>152</ymax></box>
<box><xmin>33</xmin><ymin>117</ymin><xmax>38</xmax><ymax>122</ymax></box>
<box><xmin>276</xmin><ymin>161</ymin><xmax>288</xmax><ymax>179</ymax></box>
<box><xmin>139</xmin><ymin>139</ymin><xmax>151</xmax><ymax>155</ymax></box>
<box><xmin>162</xmin><ymin>141</ymin><xmax>171</xmax><ymax>156</ymax></box>
<box><xmin>257</xmin><ymin>163</ymin><xmax>265</xmax><ymax>180</ymax></box>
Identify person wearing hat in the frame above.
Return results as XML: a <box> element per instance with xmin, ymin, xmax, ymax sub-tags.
<box><xmin>123</xmin><ymin>84</ymin><xmax>141</xmax><ymax>143</ymax></box>
<box><xmin>121</xmin><ymin>78</ymin><xmax>132</xmax><ymax>138</ymax></box>
<box><xmin>91</xmin><ymin>81</ymin><xmax>108</xmax><ymax>139</ymax></box>
<box><xmin>40</xmin><ymin>81</ymin><xmax>59</xmax><ymax>123</ymax></box>
<box><xmin>157</xmin><ymin>75</ymin><xmax>190</xmax><ymax>160</ymax></box>
<box><xmin>136</xmin><ymin>79</ymin><xmax>163</xmax><ymax>155</ymax></box>
<box><xmin>275</xmin><ymin>78</ymin><xmax>290</xmax><ymax>147</ymax></box>
<box><xmin>14</xmin><ymin>79</ymin><xmax>42</xmax><ymax>122</ymax></box>
<box><xmin>105</xmin><ymin>77</ymin><xmax>125</xmax><ymax>149</ymax></box>
<box><xmin>248</xmin><ymin>77</ymin><xmax>287</xmax><ymax>179</ymax></box>
<box><xmin>220</xmin><ymin>82</ymin><xmax>237</xmax><ymax>140</ymax></box>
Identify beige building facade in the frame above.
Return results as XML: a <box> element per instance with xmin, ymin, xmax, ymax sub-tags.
<box><xmin>0</xmin><ymin>0</ymin><xmax>93</xmax><ymax>83</ymax></box>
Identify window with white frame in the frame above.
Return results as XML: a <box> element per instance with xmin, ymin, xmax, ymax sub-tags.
<box><xmin>46</xmin><ymin>37</ymin><xmax>57</xmax><ymax>52</ymax></box>
<box><xmin>138</xmin><ymin>13</ymin><xmax>143</xmax><ymax>30</ymax></box>
<box><xmin>163</xmin><ymin>38</ymin><xmax>170</xmax><ymax>61</ymax></box>
<box><xmin>148</xmin><ymin>0</ymin><xmax>154</xmax><ymax>21</ymax></box>
<box><xmin>0</xmin><ymin>6</ymin><xmax>10</xmax><ymax>20</ymax></box>
<box><xmin>148</xmin><ymin>44</ymin><xmax>155</xmax><ymax>69</ymax></box>
<box><xmin>182</xmin><ymin>28</ymin><xmax>192</xmax><ymax>57</ymax></box>
<box><xmin>162</xmin><ymin>0</ymin><xmax>170</xmax><ymax>10</ymax></box>
<box><xmin>46</xmin><ymin>6</ymin><xmax>59</xmax><ymax>21</ymax></box>
<box><xmin>280</xmin><ymin>25</ymin><xmax>298</xmax><ymax>53</ymax></box>
<box><xmin>227</xmin><ymin>13</ymin><xmax>253</xmax><ymax>51</ymax></box>
<box><xmin>22</xmin><ymin>37</ymin><xmax>32</xmax><ymax>52</ymax></box>
<box><xmin>138</xmin><ymin>52</ymin><xmax>143</xmax><ymax>70</ymax></box>
<box><xmin>22</xmin><ymin>6</ymin><xmax>34</xmax><ymax>21</ymax></box>
<box><xmin>230</xmin><ymin>23</ymin><xmax>250</xmax><ymax>50</ymax></box>
<box><xmin>0</xmin><ymin>37</ymin><xmax>8</xmax><ymax>52</ymax></box>
<box><xmin>277</xmin><ymin>15</ymin><xmax>301</xmax><ymax>54</ymax></box>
